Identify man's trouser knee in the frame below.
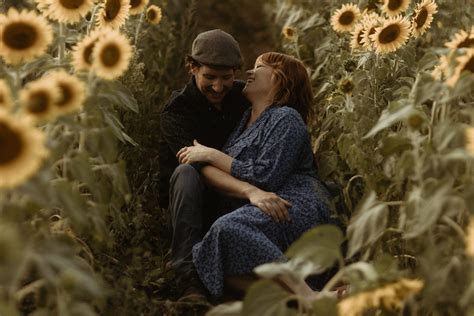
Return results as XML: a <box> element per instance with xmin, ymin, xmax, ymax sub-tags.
<box><xmin>168</xmin><ymin>164</ymin><xmax>205</xmax><ymax>277</ymax></box>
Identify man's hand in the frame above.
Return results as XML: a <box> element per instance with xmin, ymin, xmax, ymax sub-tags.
<box><xmin>246</xmin><ymin>187</ymin><xmax>292</xmax><ymax>223</ymax></box>
<box><xmin>177</xmin><ymin>140</ymin><xmax>215</xmax><ymax>164</ymax></box>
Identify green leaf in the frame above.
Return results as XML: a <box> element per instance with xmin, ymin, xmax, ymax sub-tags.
<box><xmin>364</xmin><ymin>102</ymin><xmax>415</xmax><ymax>138</ymax></box>
<box><xmin>379</xmin><ymin>134</ymin><xmax>412</xmax><ymax>157</ymax></box>
<box><xmin>254</xmin><ymin>258</ymin><xmax>315</xmax><ymax>281</ymax></box>
<box><xmin>242</xmin><ymin>280</ymin><xmax>296</xmax><ymax>316</ymax></box>
<box><xmin>207</xmin><ymin>302</ymin><xmax>243</xmax><ymax>316</ymax></box>
<box><xmin>410</xmin><ymin>73</ymin><xmax>443</xmax><ymax>106</ymax></box>
<box><xmin>347</xmin><ymin>192</ymin><xmax>388</xmax><ymax>258</ymax></box>
<box><xmin>286</xmin><ymin>225</ymin><xmax>344</xmax><ymax>274</ymax></box>
<box><xmin>98</xmin><ymin>81</ymin><xmax>139</xmax><ymax>113</ymax></box>
<box><xmin>312</xmin><ymin>294</ymin><xmax>338</xmax><ymax>316</ymax></box>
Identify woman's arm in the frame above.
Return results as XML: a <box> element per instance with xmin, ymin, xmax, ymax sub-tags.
<box><xmin>200</xmin><ymin>165</ymin><xmax>292</xmax><ymax>223</ymax></box>
<box><xmin>177</xmin><ymin>139</ymin><xmax>233</xmax><ymax>173</ymax></box>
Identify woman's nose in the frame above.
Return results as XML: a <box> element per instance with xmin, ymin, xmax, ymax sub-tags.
<box><xmin>246</xmin><ymin>69</ymin><xmax>253</xmax><ymax>75</ymax></box>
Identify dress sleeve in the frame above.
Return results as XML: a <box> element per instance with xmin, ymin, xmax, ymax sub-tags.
<box><xmin>230</xmin><ymin>111</ymin><xmax>307</xmax><ymax>191</ymax></box>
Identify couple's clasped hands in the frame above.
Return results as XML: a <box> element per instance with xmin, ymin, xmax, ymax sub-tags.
<box><xmin>177</xmin><ymin>141</ymin><xmax>292</xmax><ymax>223</ymax></box>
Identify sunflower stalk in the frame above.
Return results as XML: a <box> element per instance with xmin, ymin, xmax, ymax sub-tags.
<box><xmin>57</xmin><ymin>23</ymin><xmax>66</xmax><ymax>64</ymax></box>
<box><xmin>134</xmin><ymin>12</ymin><xmax>145</xmax><ymax>47</ymax></box>
<box><xmin>87</xmin><ymin>3</ymin><xmax>100</xmax><ymax>34</ymax></box>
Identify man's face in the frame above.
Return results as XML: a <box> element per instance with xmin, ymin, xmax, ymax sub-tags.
<box><xmin>191</xmin><ymin>65</ymin><xmax>236</xmax><ymax>105</ymax></box>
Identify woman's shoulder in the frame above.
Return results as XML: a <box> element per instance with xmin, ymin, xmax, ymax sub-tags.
<box><xmin>269</xmin><ymin>106</ymin><xmax>305</xmax><ymax>126</ymax></box>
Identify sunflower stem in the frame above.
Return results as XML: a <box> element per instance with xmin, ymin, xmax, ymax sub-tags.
<box><xmin>134</xmin><ymin>12</ymin><xmax>145</xmax><ymax>46</ymax></box>
<box><xmin>87</xmin><ymin>3</ymin><xmax>100</xmax><ymax>34</ymax></box>
<box><xmin>58</xmin><ymin>23</ymin><xmax>66</xmax><ymax>65</ymax></box>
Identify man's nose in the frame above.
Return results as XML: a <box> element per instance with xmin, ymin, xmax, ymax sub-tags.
<box><xmin>212</xmin><ymin>80</ymin><xmax>224</xmax><ymax>93</ymax></box>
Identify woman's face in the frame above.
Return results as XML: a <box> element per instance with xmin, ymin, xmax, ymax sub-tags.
<box><xmin>242</xmin><ymin>57</ymin><xmax>274</xmax><ymax>101</ymax></box>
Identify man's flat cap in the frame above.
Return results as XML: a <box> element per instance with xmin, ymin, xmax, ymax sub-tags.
<box><xmin>190</xmin><ymin>29</ymin><xmax>242</xmax><ymax>68</ymax></box>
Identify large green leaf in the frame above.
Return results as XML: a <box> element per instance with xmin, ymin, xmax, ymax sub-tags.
<box><xmin>242</xmin><ymin>280</ymin><xmax>296</xmax><ymax>316</ymax></box>
<box><xmin>364</xmin><ymin>101</ymin><xmax>415</xmax><ymax>138</ymax></box>
<box><xmin>207</xmin><ymin>302</ymin><xmax>243</xmax><ymax>316</ymax></box>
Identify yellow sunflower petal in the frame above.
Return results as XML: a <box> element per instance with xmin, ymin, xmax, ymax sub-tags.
<box><xmin>46</xmin><ymin>0</ymin><xmax>95</xmax><ymax>24</ymax></box>
<box><xmin>351</xmin><ymin>23</ymin><xmax>366</xmax><ymax>50</ymax></box>
<box><xmin>0</xmin><ymin>80</ymin><xmax>13</xmax><ymax>111</ymax></box>
<box><xmin>466</xmin><ymin>127</ymin><xmax>474</xmax><ymax>156</ymax></box>
<box><xmin>361</xmin><ymin>16</ymin><xmax>383</xmax><ymax>50</ymax></box>
<box><xmin>381</xmin><ymin>0</ymin><xmax>411</xmax><ymax>17</ymax></box>
<box><xmin>129</xmin><ymin>0</ymin><xmax>149</xmax><ymax>15</ymax></box>
<box><xmin>370</xmin><ymin>15</ymin><xmax>411</xmax><ymax>54</ymax></box>
<box><xmin>0</xmin><ymin>8</ymin><xmax>53</xmax><ymax>65</ymax></box>
<box><xmin>466</xmin><ymin>216</ymin><xmax>474</xmax><ymax>256</ymax></box>
<box><xmin>44</xmin><ymin>70</ymin><xmax>87</xmax><ymax>115</ymax></box>
<box><xmin>411</xmin><ymin>0</ymin><xmax>438</xmax><ymax>38</ymax></box>
<box><xmin>72</xmin><ymin>28</ymin><xmax>107</xmax><ymax>71</ymax></box>
<box><xmin>331</xmin><ymin>3</ymin><xmax>362</xmax><ymax>33</ymax></box>
<box><xmin>96</xmin><ymin>0</ymin><xmax>130</xmax><ymax>30</ymax></box>
<box><xmin>0</xmin><ymin>112</ymin><xmax>49</xmax><ymax>189</ymax></box>
<box><xmin>445</xmin><ymin>27</ymin><xmax>474</xmax><ymax>50</ymax></box>
<box><xmin>446</xmin><ymin>49</ymin><xmax>474</xmax><ymax>87</ymax></box>
<box><xmin>20</xmin><ymin>77</ymin><xmax>60</xmax><ymax>122</ymax></box>
<box><xmin>92</xmin><ymin>30</ymin><xmax>133</xmax><ymax>80</ymax></box>
<box><xmin>146</xmin><ymin>5</ymin><xmax>162</xmax><ymax>25</ymax></box>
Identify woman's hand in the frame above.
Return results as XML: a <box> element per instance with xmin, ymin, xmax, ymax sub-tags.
<box><xmin>246</xmin><ymin>187</ymin><xmax>292</xmax><ymax>223</ymax></box>
<box><xmin>177</xmin><ymin>140</ymin><xmax>216</xmax><ymax>164</ymax></box>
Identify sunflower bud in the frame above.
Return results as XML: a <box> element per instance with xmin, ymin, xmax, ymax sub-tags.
<box><xmin>338</xmin><ymin>78</ymin><xmax>354</xmax><ymax>94</ymax></box>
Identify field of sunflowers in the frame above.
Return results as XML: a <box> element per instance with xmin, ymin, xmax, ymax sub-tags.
<box><xmin>0</xmin><ymin>0</ymin><xmax>472</xmax><ymax>315</ymax></box>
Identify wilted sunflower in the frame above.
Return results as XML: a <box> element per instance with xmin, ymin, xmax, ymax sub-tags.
<box><xmin>446</xmin><ymin>49</ymin><xmax>474</xmax><ymax>87</ymax></box>
<box><xmin>72</xmin><ymin>28</ymin><xmax>106</xmax><ymax>71</ymax></box>
<box><xmin>96</xmin><ymin>0</ymin><xmax>130</xmax><ymax>30</ymax></box>
<box><xmin>0</xmin><ymin>8</ymin><xmax>53</xmax><ymax>65</ymax></box>
<box><xmin>465</xmin><ymin>127</ymin><xmax>474</xmax><ymax>156</ymax></box>
<box><xmin>47</xmin><ymin>0</ymin><xmax>95</xmax><ymax>24</ymax></box>
<box><xmin>0</xmin><ymin>80</ymin><xmax>13</xmax><ymax>111</ymax></box>
<box><xmin>146</xmin><ymin>5</ymin><xmax>162</xmax><ymax>25</ymax></box>
<box><xmin>445</xmin><ymin>27</ymin><xmax>474</xmax><ymax>50</ymax></box>
<box><xmin>331</xmin><ymin>3</ymin><xmax>361</xmax><ymax>33</ymax></box>
<box><xmin>44</xmin><ymin>70</ymin><xmax>86</xmax><ymax>115</ymax></box>
<box><xmin>381</xmin><ymin>0</ymin><xmax>411</xmax><ymax>17</ymax></box>
<box><xmin>92</xmin><ymin>30</ymin><xmax>133</xmax><ymax>80</ymax></box>
<box><xmin>371</xmin><ymin>15</ymin><xmax>411</xmax><ymax>54</ymax></box>
<box><xmin>411</xmin><ymin>0</ymin><xmax>438</xmax><ymax>38</ymax></box>
<box><xmin>361</xmin><ymin>16</ymin><xmax>382</xmax><ymax>50</ymax></box>
<box><xmin>20</xmin><ymin>77</ymin><xmax>60</xmax><ymax>122</ymax></box>
<box><xmin>350</xmin><ymin>23</ymin><xmax>366</xmax><ymax>50</ymax></box>
<box><xmin>338</xmin><ymin>279</ymin><xmax>424</xmax><ymax>316</ymax></box>
<box><xmin>0</xmin><ymin>112</ymin><xmax>48</xmax><ymax>188</ymax></box>
<box><xmin>282</xmin><ymin>26</ymin><xmax>297</xmax><ymax>41</ymax></box>
<box><xmin>129</xmin><ymin>0</ymin><xmax>149</xmax><ymax>15</ymax></box>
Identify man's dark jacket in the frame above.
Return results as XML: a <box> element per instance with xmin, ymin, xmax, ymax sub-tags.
<box><xmin>158</xmin><ymin>78</ymin><xmax>249</xmax><ymax>208</ymax></box>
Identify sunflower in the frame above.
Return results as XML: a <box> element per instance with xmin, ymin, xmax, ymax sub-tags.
<box><xmin>146</xmin><ymin>5</ymin><xmax>162</xmax><ymax>25</ymax></box>
<box><xmin>371</xmin><ymin>15</ymin><xmax>411</xmax><ymax>54</ymax></box>
<box><xmin>72</xmin><ymin>28</ymin><xmax>106</xmax><ymax>71</ymax></box>
<box><xmin>445</xmin><ymin>27</ymin><xmax>474</xmax><ymax>50</ymax></box>
<box><xmin>331</xmin><ymin>3</ymin><xmax>361</xmax><ymax>33</ymax></box>
<box><xmin>446</xmin><ymin>49</ymin><xmax>474</xmax><ymax>87</ymax></box>
<box><xmin>350</xmin><ymin>23</ymin><xmax>366</xmax><ymax>50</ymax></box>
<box><xmin>0</xmin><ymin>8</ymin><xmax>53</xmax><ymax>65</ymax></box>
<box><xmin>96</xmin><ymin>0</ymin><xmax>130</xmax><ymax>30</ymax></box>
<box><xmin>129</xmin><ymin>0</ymin><xmax>149</xmax><ymax>15</ymax></box>
<box><xmin>465</xmin><ymin>127</ymin><xmax>474</xmax><ymax>156</ymax></box>
<box><xmin>282</xmin><ymin>26</ymin><xmax>297</xmax><ymax>41</ymax></box>
<box><xmin>0</xmin><ymin>80</ymin><xmax>13</xmax><ymax>111</ymax></box>
<box><xmin>0</xmin><ymin>112</ymin><xmax>48</xmax><ymax>188</ymax></box>
<box><xmin>20</xmin><ymin>77</ymin><xmax>60</xmax><ymax>122</ymax></box>
<box><xmin>431</xmin><ymin>54</ymin><xmax>449</xmax><ymax>80</ymax></box>
<box><xmin>381</xmin><ymin>0</ymin><xmax>411</xmax><ymax>17</ymax></box>
<box><xmin>44</xmin><ymin>70</ymin><xmax>86</xmax><ymax>115</ymax></box>
<box><xmin>411</xmin><ymin>0</ymin><xmax>438</xmax><ymax>38</ymax></box>
<box><xmin>34</xmin><ymin>0</ymin><xmax>51</xmax><ymax>17</ymax></box>
<box><xmin>47</xmin><ymin>0</ymin><xmax>95</xmax><ymax>24</ymax></box>
<box><xmin>361</xmin><ymin>16</ymin><xmax>382</xmax><ymax>50</ymax></box>
<box><xmin>91</xmin><ymin>30</ymin><xmax>133</xmax><ymax>80</ymax></box>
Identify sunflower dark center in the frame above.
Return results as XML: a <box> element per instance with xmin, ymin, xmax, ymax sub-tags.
<box><xmin>357</xmin><ymin>30</ymin><xmax>364</xmax><ymax>44</ymax></box>
<box><xmin>415</xmin><ymin>8</ymin><xmax>428</xmax><ymax>28</ymax></box>
<box><xmin>339</xmin><ymin>11</ymin><xmax>355</xmax><ymax>25</ymax></box>
<box><xmin>57</xmin><ymin>83</ymin><xmax>73</xmax><ymax>107</ymax></box>
<box><xmin>0</xmin><ymin>121</ymin><xmax>23</xmax><ymax>165</ymax></box>
<box><xmin>130</xmin><ymin>0</ymin><xmax>142</xmax><ymax>8</ymax></box>
<box><xmin>463</xmin><ymin>57</ymin><xmax>474</xmax><ymax>73</ymax></box>
<box><xmin>100</xmin><ymin>44</ymin><xmax>120</xmax><ymax>67</ymax></box>
<box><xmin>285</xmin><ymin>28</ymin><xmax>295</xmax><ymax>37</ymax></box>
<box><xmin>0</xmin><ymin>95</ymin><xmax>4</xmax><ymax>104</ymax></box>
<box><xmin>83</xmin><ymin>41</ymin><xmax>97</xmax><ymax>65</ymax></box>
<box><xmin>458</xmin><ymin>38</ymin><xmax>474</xmax><ymax>49</ymax></box>
<box><xmin>379</xmin><ymin>24</ymin><xmax>400</xmax><ymax>44</ymax></box>
<box><xmin>59</xmin><ymin>0</ymin><xmax>85</xmax><ymax>9</ymax></box>
<box><xmin>369</xmin><ymin>27</ymin><xmax>376</xmax><ymax>36</ymax></box>
<box><xmin>3</xmin><ymin>22</ymin><xmax>37</xmax><ymax>50</ymax></box>
<box><xmin>28</xmin><ymin>91</ymin><xmax>49</xmax><ymax>114</ymax></box>
<box><xmin>388</xmin><ymin>0</ymin><xmax>402</xmax><ymax>11</ymax></box>
<box><xmin>147</xmin><ymin>9</ymin><xmax>156</xmax><ymax>20</ymax></box>
<box><xmin>105</xmin><ymin>0</ymin><xmax>121</xmax><ymax>21</ymax></box>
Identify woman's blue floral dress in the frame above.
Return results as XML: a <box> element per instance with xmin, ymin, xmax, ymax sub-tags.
<box><xmin>192</xmin><ymin>106</ymin><xmax>332</xmax><ymax>298</ymax></box>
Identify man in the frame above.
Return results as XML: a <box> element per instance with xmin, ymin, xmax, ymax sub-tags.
<box><xmin>158</xmin><ymin>29</ymin><xmax>249</xmax><ymax>301</ymax></box>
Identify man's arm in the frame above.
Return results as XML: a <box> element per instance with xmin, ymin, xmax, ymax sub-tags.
<box><xmin>200</xmin><ymin>165</ymin><xmax>292</xmax><ymax>223</ymax></box>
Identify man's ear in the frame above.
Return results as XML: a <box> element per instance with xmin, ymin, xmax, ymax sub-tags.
<box><xmin>190</xmin><ymin>64</ymin><xmax>199</xmax><ymax>75</ymax></box>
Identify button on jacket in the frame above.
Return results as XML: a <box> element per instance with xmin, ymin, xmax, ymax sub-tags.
<box><xmin>158</xmin><ymin>78</ymin><xmax>249</xmax><ymax>208</ymax></box>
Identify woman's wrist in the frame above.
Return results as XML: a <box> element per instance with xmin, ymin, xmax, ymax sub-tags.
<box><xmin>242</xmin><ymin>185</ymin><xmax>259</xmax><ymax>200</ymax></box>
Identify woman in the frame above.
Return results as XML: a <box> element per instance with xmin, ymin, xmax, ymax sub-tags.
<box><xmin>176</xmin><ymin>52</ymin><xmax>332</xmax><ymax>298</ymax></box>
